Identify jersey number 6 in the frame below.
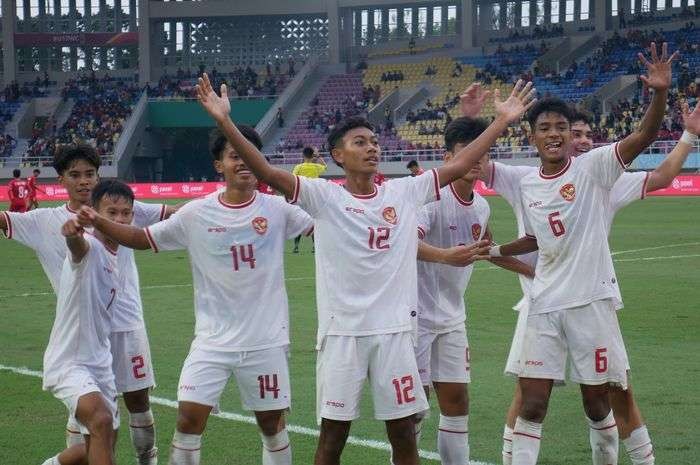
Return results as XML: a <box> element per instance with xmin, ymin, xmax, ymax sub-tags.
<box><xmin>548</xmin><ymin>212</ymin><xmax>566</xmax><ymax>237</ymax></box>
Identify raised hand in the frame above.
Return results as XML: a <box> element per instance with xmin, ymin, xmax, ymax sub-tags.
<box><xmin>681</xmin><ymin>101</ymin><xmax>700</xmax><ymax>136</ymax></box>
<box><xmin>76</xmin><ymin>205</ymin><xmax>98</xmax><ymax>227</ymax></box>
<box><xmin>61</xmin><ymin>218</ymin><xmax>84</xmax><ymax>238</ymax></box>
<box><xmin>494</xmin><ymin>79</ymin><xmax>537</xmax><ymax>124</ymax></box>
<box><xmin>196</xmin><ymin>73</ymin><xmax>231</xmax><ymax>123</ymax></box>
<box><xmin>442</xmin><ymin>240</ymin><xmax>491</xmax><ymax>267</ymax></box>
<box><xmin>459</xmin><ymin>83</ymin><xmax>492</xmax><ymax>118</ymax></box>
<box><xmin>638</xmin><ymin>42</ymin><xmax>678</xmax><ymax>92</ymax></box>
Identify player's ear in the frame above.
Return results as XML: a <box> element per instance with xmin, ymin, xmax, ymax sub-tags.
<box><xmin>330</xmin><ymin>147</ymin><xmax>343</xmax><ymax>167</ymax></box>
<box><xmin>213</xmin><ymin>159</ymin><xmax>224</xmax><ymax>174</ymax></box>
<box><xmin>443</xmin><ymin>151</ymin><xmax>453</xmax><ymax>163</ymax></box>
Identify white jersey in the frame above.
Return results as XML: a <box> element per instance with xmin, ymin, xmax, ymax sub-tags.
<box><xmin>519</xmin><ymin>143</ymin><xmax>625</xmax><ymax>314</ymax></box>
<box><xmin>288</xmin><ymin>169</ymin><xmax>441</xmax><ymax>346</ymax></box>
<box><xmin>43</xmin><ymin>234</ymin><xmax>119</xmax><ymax>390</ymax></box>
<box><xmin>416</xmin><ymin>185</ymin><xmax>490</xmax><ymax>331</ymax></box>
<box><xmin>112</xmin><ymin>202</ymin><xmax>166</xmax><ymax>331</ymax></box>
<box><xmin>145</xmin><ymin>192</ymin><xmax>312</xmax><ymax>352</ymax></box>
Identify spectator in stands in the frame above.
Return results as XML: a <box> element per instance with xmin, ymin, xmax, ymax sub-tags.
<box><xmin>406</xmin><ymin>160</ymin><xmax>424</xmax><ymax>176</ymax></box>
<box><xmin>409</xmin><ymin>37</ymin><xmax>416</xmax><ymax>55</ymax></box>
<box><xmin>277</xmin><ymin>108</ymin><xmax>285</xmax><ymax>128</ymax></box>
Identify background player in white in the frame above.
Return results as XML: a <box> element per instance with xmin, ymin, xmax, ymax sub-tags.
<box><xmin>78</xmin><ymin>125</ymin><xmax>313</xmax><ymax>465</ymax></box>
<box><xmin>0</xmin><ymin>144</ymin><xmax>173</xmax><ymax>464</ymax></box>
<box><xmin>414</xmin><ymin>116</ymin><xmax>536</xmax><ymax>465</ymax></box>
<box><xmin>194</xmin><ymin>72</ymin><xmax>536</xmax><ymax>465</ymax></box>
<box><xmin>478</xmin><ymin>42</ymin><xmax>676</xmax><ymax>465</ymax></box>
<box><xmin>42</xmin><ymin>180</ymin><xmax>137</xmax><ymax>465</ymax></box>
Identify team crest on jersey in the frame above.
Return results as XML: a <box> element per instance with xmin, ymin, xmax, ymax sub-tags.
<box><xmin>382</xmin><ymin>207</ymin><xmax>398</xmax><ymax>225</ymax></box>
<box><xmin>471</xmin><ymin>223</ymin><xmax>482</xmax><ymax>240</ymax></box>
<box><xmin>559</xmin><ymin>183</ymin><xmax>576</xmax><ymax>201</ymax></box>
<box><xmin>252</xmin><ymin>216</ymin><xmax>268</xmax><ymax>235</ymax></box>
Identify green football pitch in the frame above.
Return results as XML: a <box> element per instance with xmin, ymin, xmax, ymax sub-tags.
<box><xmin>1</xmin><ymin>197</ymin><xmax>699</xmax><ymax>464</ymax></box>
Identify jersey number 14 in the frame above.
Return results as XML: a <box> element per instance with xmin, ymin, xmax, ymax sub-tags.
<box><xmin>231</xmin><ymin>244</ymin><xmax>256</xmax><ymax>271</ymax></box>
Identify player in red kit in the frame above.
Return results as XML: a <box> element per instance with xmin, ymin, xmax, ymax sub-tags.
<box><xmin>8</xmin><ymin>169</ymin><xmax>29</xmax><ymax>212</ymax></box>
<box><xmin>27</xmin><ymin>168</ymin><xmax>45</xmax><ymax>210</ymax></box>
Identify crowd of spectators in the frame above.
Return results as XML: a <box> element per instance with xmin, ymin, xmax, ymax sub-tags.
<box><xmin>380</xmin><ymin>70</ymin><xmax>405</xmax><ymax>82</ymax></box>
<box><xmin>619</xmin><ymin>5</ymin><xmax>698</xmax><ymax>29</ymax></box>
<box><xmin>491</xmin><ymin>24</ymin><xmax>564</xmax><ymax>44</ymax></box>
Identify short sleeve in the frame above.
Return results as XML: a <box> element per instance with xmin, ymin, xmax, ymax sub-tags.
<box><xmin>132</xmin><ymin>201</ymin><xmax>166</xmax><ymax>228</ymax></box>
<box><xmin>610</xmin><ymin>171</ymin><xmax>649</xmax><ymax>213</ymax></box>
<box><xmin>144</xmin><ymin>205</ymin><xmax>191</xmax><ymax>253</ymax></box>
<box><xmin>577</xmin><ymin>143</ymin><xmax>626</xmax><ymax>189</ymax></box>
<box><xmin>287</xmin><ymin>176</ymin><xmax>332</xmax><ymax>218</ymax></box>
<box><xmin>2</xmin><ymin>209</ymin><xmax>45</xmax><ymax>248</ymax></box>
<box><xmin>416</xmin><ymin>206</ymin><xmax>432</xmax><ymax>240</ymax></box>
<box><xmin>489</xmin><ymin>162</ymin><xmax>535</xmax><ymax>207</ymax></box>
<box><xmin>392</xmin><ymin>169</ymin><xmax>441</xmax><ymax>208</ymax></box>
<box><xmin>284</xmin><ymin>203</ymin><xmax>314</xmax><ymax>239</ymax></box>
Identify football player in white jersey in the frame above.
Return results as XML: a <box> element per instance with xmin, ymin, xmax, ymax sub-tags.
<box><xmin>414</xmin><ymin>116</ymin><xmax>536</xmax><ymax>465</ymax></box>
<box><xmin>78</xmin><ymin>125</ymin><xmax>313</xmax><ymax>465</ymax></box>
<box><xmin>194</xmin><ymin>73</ymin><xmax>536</xmax><ymax>465</ymax></box>
<box><xmin>1</xmin><ymin>144</ymin><xmax>173</xmax><ymax>464</ymax></box>
<box><xmin>479</xmin><ymin>42</ymin><xmax>677</xmax><ymax>465</ymax></box>
<box><xmin>41</xmin><ymin>180</ymin><xmax>136</xmax><ymax>465</ymax></box>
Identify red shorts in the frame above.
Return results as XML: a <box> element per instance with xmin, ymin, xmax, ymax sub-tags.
<box><xmin>9</xmin><ymin>202</ymin><xmax>28</xmax><ymax>212</ymax></box>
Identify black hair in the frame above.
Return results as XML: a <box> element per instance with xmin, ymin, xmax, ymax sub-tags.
<box><xmin>327</xmin><ymin>116</ymin><xmax>375</xmax><ymax>168</ymax></box>
<box><xmin>526</xmin><ymin>97</ymin><xmax>574</xmax><ymax>128</ymax></box>
<box><xmin>571</xmin><ymin>109</ymin><xmax>593</xmax><ymax>126</ymax></box>
<box><xmin>444</xmin><ymin>117</ymin><xmax>490</xmax><ymax>153</ymax></box>
<box><xmin>12</xmin><ymin>169</ymin><xmax>21</xmax><ymax>178</ymax></box>
<box><xmin>406</xmin><ymin>160</ymin><xmax>419</xmax><ymax>169</ymax></box>
<box><xmin>91</xmin><ymin>179</ymin><xmax>134</xmax><ymax>209</ymax></box>
<box><xmin>209</xmin><ymin>124</ymin><xmax>263</xmax><ymax>161</ymax></box>
<box><xmin>53</xmin><ymin>144</ymin><xmax>101</xmax><ymax>176</ymax></box>
<box><xmin>33</xmin><ymin>168</ymin><xmax>41</xmax><ymax>175</ymax></box>
<box><xmin>302</xmin><ymin>146</ymin><xmax>315</xmax><ymax>158</ymax></box>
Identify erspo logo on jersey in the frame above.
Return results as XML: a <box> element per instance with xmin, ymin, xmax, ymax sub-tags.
<box><xmin>559</xmin><ymin>183</ymin><xmax>576</xmax><ymax>201</ymax></box>
<box><xmin>382</xmin><ymin>206</ymin><xmax>398</xmax><ymax>225</ymax></box>
<box><xmin>252</xmin><ymin>216</ymin><xmax>268</xmax><ymax>235</ymax></box>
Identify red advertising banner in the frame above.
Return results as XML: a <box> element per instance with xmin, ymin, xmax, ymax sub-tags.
<box><xmin>1</xmin><ymin>177</ymin><xmax>699</xmax><ymax>202</ymax></box>
<box><xmin>13</xmin><ymin>32</ymin><xmax>138</xmax><ymax>47</ymax></box>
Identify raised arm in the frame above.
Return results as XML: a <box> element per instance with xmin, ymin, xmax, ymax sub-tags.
<box><xmin>436</xmin><ymin>80</ymin><xmax>536</xmax><ymax>188</ymax></box>
<box><xmin>196</xmin><ymin>74</ymin><xmax>296</xmax><ymax>198</ymax></box>
<box><xmin>646</xmin><ymin>102</ymin><xmax>699</xmax><ymax>191</ymax></box>
<box><xmin>617</xmin><ymin>42</ymin><xmax>678</xmax><ymax>165</ymax></box>
<box><xmin>61</xmin><ymin>218</ymin><xmax>90</xmax><ymax>263</ymax></box>
<box><xmin>77</xmin><ymin>206</ymin><xmax>151</xmax><ymax>250</ymax></box>
<box><xmin>418</xmin><ymin>240</ymin><xmax>490</xmax><ymax>266</ymax></box>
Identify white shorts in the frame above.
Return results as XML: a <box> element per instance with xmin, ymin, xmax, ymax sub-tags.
<box><xmin>110</xmin><ymin>328</ymin><xmax>156</xmax><ymax>394</ymax></box>
<box><xmin>177</xmin><ymin>345</ymin><xmax>291</xmax><ymax>412</ymax></box>
<box><xmin>416</xmin><ymin>324</ymin><xmax>470</xmax><ymax>386</ymax></box>
<box><xmin>505</xmin><ymin>297</ymin><xmax>532</xmax><ymax>378</ymax></box>
<box><xmin>519</xmin><ymin>299</ymin><xmax>628</xmax><ymax>389</ymax></box>
<box><xmin>52</xmin><ymin>367</ymin><xmax>120</xmax><ymax>435</ymax></box>
<box><xmin>316</xmin><ymin>332</ymin><xmax>429</xmax><ymax>423</ymax></box>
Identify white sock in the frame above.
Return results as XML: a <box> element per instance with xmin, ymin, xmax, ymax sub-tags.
<box><xmin>168</xmin><ymin>431</ymin><xmax>201</xmax><ymax>465</ymax></box>
<box><xmin>41</xmin><ymin>455</ymin><xmax>61</xmax><ymax>465</ymax></box>
<box><xmin>623</xmin><ymin>425</ymin><xmax>654</xmax><ymax>465</ymax></box>
<box><xmin>66</xmin><ymin>416</ymin><xmax>84</xmax><ymax>447</ymax></box>
<box><xmin>512</xmin><ymin>417</ymin><xmax>542</xmax><ymax>465</ymax></box>
<box><xmin>588</xmin><ymin>410</ymin><xmax>619</xmax><ymax>465</ymax></box>
<box><xmin>130</xmin><ymin>410</ymin><xmax>158</xmax><ymax>465</ymax></box>
<box><xmin>260</xmin><ymin>429</ymin><xmax>291</xmax><ymax>465</ymax></box>
<box><xmin>502</xmin><ymin>424</ymin><xmax>514</xmax><ymax>465</ymax></box>
<box><xmin>437</xmin><ymin>414</ymin><xmax>469</xmax><ymax>465</ymax></box>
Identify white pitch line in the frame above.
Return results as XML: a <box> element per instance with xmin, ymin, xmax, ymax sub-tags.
<box><xmin>611</xmin><ymin>241</ymin><xmax>700</xmax><ymax>256</ymax></box>
<box><xmin>613</xmin><ymin>253</ymin><xmax>700</xmax><ymax>263</ymax></box>
<box><xmin>0</xmin><ymin>364</ymin><xmax>497</xmax><ymax>465</ymax></box>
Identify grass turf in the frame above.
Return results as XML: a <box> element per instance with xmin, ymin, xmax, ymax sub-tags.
<box><xmin>1</xmin><ymin>196</ymin><xmax>699</xmax><ymax>464</ymax></box>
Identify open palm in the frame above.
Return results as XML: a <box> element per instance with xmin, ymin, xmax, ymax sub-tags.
<box><xmin>682</xmin><ymin>101</ymin><xmax>700</xmax><ymax>136</ymax></box>
<box><xmin>494</xmin><ymin>79</ymin><xmax>537</xmax><ymax>124</ymax></box>
<box><xmin>196</xmin><ymin>73</ymin><xmax>231</xmax><ymax>122</ymax></box>
<box><xmin>460</xmin><ymin>83</ymin><xmax>491</xmax><ymax>118</ymax></box>
<box><xmin>638</xmin><ymin>42</ymin><xmax>678</xmax><ymax>91</ymax></box>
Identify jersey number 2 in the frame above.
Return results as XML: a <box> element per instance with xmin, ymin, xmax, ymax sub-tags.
<box><xmin>231</xmin><ymin>244</ymin><xmax>256</xmax><ymax>271</ymax></box>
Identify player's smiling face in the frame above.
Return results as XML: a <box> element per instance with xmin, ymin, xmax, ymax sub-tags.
<box><xmin>58</xmin><ymin>159</ymin><xmax>99</xmax><ymax>205</ymax></box>
<box><xmin>445</xmin><ymin>142</ymin><xmax>485</xmax><ymax>182</ymax></box>
<box><xmin>530</xmin><ymin>112</ymin><xmax>571</xmax><ymax>164</ymax></box>
<box><xmin>332</xmin><ymin>127</ymin><xmax>380</xmax><ymax>175</ymax></box>
<box><xmin>571</xmin><ymin>121</ymin><xmax>594</xmax><ymax>156</ymax></box>
<box><xmin>96</xmin><ymin>195</ymin><xmax>134</xmax><ymax>225</ymax></box>
<box><xmin>215</xmin><ymin>142</ymin><xmax>257</xmax><ymax>189</ymax></box>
